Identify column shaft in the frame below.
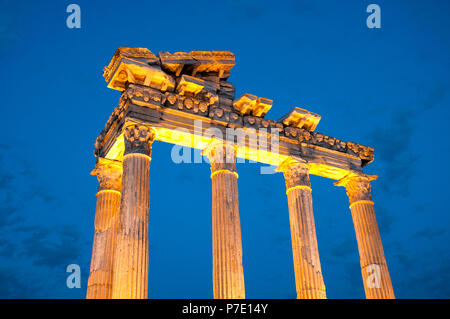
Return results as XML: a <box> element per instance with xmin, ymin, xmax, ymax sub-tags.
<box><xmin>350</xmin><ymin>201</ymin><xmax>395</xmax><ymax>299</ymax></box>
<box><xmin>279</xmin><ymin>159</ymin><xmax>326</xmax><ymax>299</ymax></box>
<box><xmin>206</xmin><ymin>142</ymin><xmax>245</xmax><ymax>299</ymax></box>
<box><xmin>336</xmin><ymin>175</ymin><xmax>395</xmax><ymax>299</ymax></box>
<box><xmin>87</xmin><ymin>159</ymin><xmax>122</xmax><ymax>299</ymax></box>
<box><xmin>111</xmin><ymin>124</ymin><xmax>154</xmax><ymax>299</ymax></box>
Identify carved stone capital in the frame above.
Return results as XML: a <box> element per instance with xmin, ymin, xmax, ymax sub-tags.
<box><xmin>203</xmin><ymin>141</ymin><xmax>237</xmax><ymax>173</ymax></box>
<box><xmin>91</xmin><ymin>158</ymin><xmax>123</xmax><ymax>192</ymax></box>
<box><xmin>335</xmin><ymin>174</ymin><xmax>377</xmax><ymax>203</ymax></box>
<box><xmin>123</xmin><ymin>124</ymin><xmax>155</xmax><ymax>156</ymax></box>
<box><xmin>277</xmin><ymin>157</ymin><xmax>311</xmax><ymax>190</ymax></box>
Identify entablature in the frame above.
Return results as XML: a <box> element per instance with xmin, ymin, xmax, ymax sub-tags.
<box><xmin>95</xmin><ymin>47</ymin><xmax>375</xmax><ymax>180</ymax></box>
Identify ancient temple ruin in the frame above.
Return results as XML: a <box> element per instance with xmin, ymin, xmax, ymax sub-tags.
<box><xmin>87</xmin><ymin>47</ymin><xmax>395</xmax><ymax>299</ymax></box>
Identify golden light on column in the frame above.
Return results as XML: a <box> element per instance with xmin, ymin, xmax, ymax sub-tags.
<box><xmin>111</xmin><ymin>123</ymin><xmax>155</xmax><ymax>299</ymax></box>
<box><xmin>335</xmin><ymin>174</ymin><xmax>395</xmax><ymax>299</ymax></box>
<box><xmin>87</xmin><ymin>158</ymin><xmax>122</xmax><ymax>299</ymax></box>
<box><xmin>90</xmin><ymin>47</ymin><xmax>394</xmax><ymax>299</ymax></box>
<box><xmin>204</xmin><ymin>141</ymin><xmax>245</xmax><ymax>299</ymax></box>
<box><xmin>277</xmin><ymin>158</ymin><xmax>326</xmax><ymax>299</ymax></box>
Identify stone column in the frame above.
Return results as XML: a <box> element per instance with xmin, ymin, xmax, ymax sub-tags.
<box><xmin>204</xmin><ymin>141</ymin><xmax>245</xmax><ymax>299</ymax></box>
<box><xmin>111</xmin><ymin>124</ymin><xmax>155</xmax><ymax>299</ymax></box>
<box><xmin>277</xmin><ymin>158</ymin><xmax>326</xmax><ymax>299</ymax></box>
<box><xmin>335</xmin><ymin>174</ymin><xmax>395</xmax><ymax>299</ymax></box>
<box><xmin>87</xmin><ymin>158</ymin><xmax>122</xmax><ymax>299</ymax></box>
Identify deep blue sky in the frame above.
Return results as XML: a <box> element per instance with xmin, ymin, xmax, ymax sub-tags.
<box><xmin>0</xmin><ymin>0</ymin><xmax>449</xmax><ymax>298</ymax></box>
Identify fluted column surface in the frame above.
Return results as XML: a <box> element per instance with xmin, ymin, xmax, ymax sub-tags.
<box><xmin>279</xmin><ymin>159</ymin><xmax>326</xmax><ymax>299</ymax></box>
<box><xmin>212</xmin><ymin>171</ymin><xmax>245</xmax><ymax>299</ymax></box>
<box><xmin>336</xmin><ymin>174</ymin><xmax>395</xmax><ymax>299</ymax></box>
<box><xmin>87</xmin><ymin>159</ymin><xmax>122</xmax><ymax>299</ymax></box>
<box><xmin>350</xmin><ymin>201</ymin><xmax>395</xmax><ymax>299</ymax></box>
<box><xmin>286</xmin><ymin>187</ymin><xmax>326</xmax><ymax>299</ymax></box>
<box><xmin>111</xmin><ymin>124</ymin><xmax>154</xmax><ymax>299</ymax></box>
<box><xmin>206</xmin><ymin>141</ymin><xmax>245</xmax><ymax>299</ymax></box>
<box><xmin>112</xmin><ymin>154</ymin><xmax>150</xmax><ymax>298</ymax></box>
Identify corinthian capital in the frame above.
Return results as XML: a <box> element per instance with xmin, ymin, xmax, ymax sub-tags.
<box><xmin>91</xmin><ymin>158</ymin><xmax>123</xmax><ymax>192</ymax></box>
<box><xmin>277</xmin><ymin>157</ymin><xmax>311</xmax><ymax>190</ymax></box>
<box><xmin>123</xmin><ymin>124</ymin><xmax>156</xmax><ymax>156</ymax></box>
<box><xmin>335</xmin><ymin>174</ymin><xmax>377</xmax><ymax>204</ymax></box>
<box><xmin>203</xmin><ymin>140</ymin><xmax>237</xmax><ymax>173</ymax></box>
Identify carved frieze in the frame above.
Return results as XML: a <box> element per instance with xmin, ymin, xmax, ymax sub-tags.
<box><xmin>297</xmin><ymin>129</ymin><xmax>312</xmax><ymax>143</ymax></box>
<box><xmin>209</xmin><ymin>106</ymin><xmax>232</xmax><ymax>126</ymax></box>
<box><xmin>96</xmin><ymin>47</ymin><xmax>376</xmax><ymax>168</ymax></box>
<box><xmin>228</xmin><ymin>112</ymin><xmax>244</xmax><ymax>128</ymax></box>
<box><xmin>126</xmin><ymin>85</ymin><xmax>165</xmax><ymax>105</ymax></box>
<box><xmin>165</xmin><ymin>91</ymin><xmax>210</xmax><ymax>116</ymax></box>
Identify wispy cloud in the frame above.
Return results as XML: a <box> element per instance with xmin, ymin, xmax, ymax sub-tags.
<box><xmin>17</xmin><ymin>224</ymin><xmax>85</xmax><ymax>268</ymax></box>
<box><xmin>367</xmin><ymin>82</ymin><xmax>448</xmax><ymax>195</ymax></box>
<box><xmin>413</xmin><ymin>227</ymin><xmax>446</xmax><ymax>240</ymax></box>
<box><xmin>0</xmin><ymin>266</ymin><xmax>42</xmax><ymax>298</ymax></box>
<box><xmin>330</xmin><ymin>239</ymin><xmax>354</xmax><ymax>259</ymax></box>
<box><xmin>0</xmin><ymin>142</ymin><xmax>85</xmax><ymax>298</ymax></box>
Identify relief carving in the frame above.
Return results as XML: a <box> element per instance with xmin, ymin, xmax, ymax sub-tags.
<box><xmin>335</xmin><ymin>174</ymin><xmax>377</xmax><ymax>203</ymax></box>
<box><xmin>277</xmin><ymin>158</ymin><xmax>311</xmax><ymax>189</ymax></box>
<box><xmin>123</xmin><ymin>124</ymin><xmax>155</xmax><ymax>156</ymax></box>
<box><xmin>96</xmin><ymin>47</ymin><xmax>376</xmax><ymax>168</ymax></box>
<box><xmin>203</xmin><ymin>141</ymin><xmax>237</xmax><ymax>173</ymax></box>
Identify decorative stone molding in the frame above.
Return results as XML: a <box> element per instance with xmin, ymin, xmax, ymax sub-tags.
<box><xmin>176</xmin><ymin>74</ymin><xmax>219</xmax><ymax>96</ymax></box>
<box><xmin>123</xmin><ymin>124</ymin><xmax>155</xmax><ymax>156</ymax></box>
<box><xmin>159</xmin><ymin>51</ymin><xmax>235</xmax><ymax>78</ymax></box>
<box><xmin>203</xmin><ymin>141</ymin><xmax>237</xmax><ymax>174</ymax></box>
<box><xmin>95</xmin><ymin>47</ymin><xmax>375</xmax><ymax>171</ymax></box>
<box><xmin>90</xmin><ymin>158</ymin><xmax>123</xmax><ymax>192</ymax></box>
<box><xmin>278</xmin><ymin>107</ymin><xmax>321</xmax><ymax>132</ymax></box>
<box><xmin>103</xmin><ymin>47</ymin><xmax>159</xmax><ymax>83</ymax></box>
<box><xmin>233</xmin><ymin>93</ymin><xmax>273</xmax><ymax>117</ymax></box>
<box><xmin>335</xmin><ymin>174</ymin><xmax>378</xmax><ymax>203</ymax></box>
<box><xmin>277</xmin><ymin>157</ymin><xmax>311</xmax><ymax>190</ymax></box>
<box><xmin>103</xmin><ymin>47</ymin><xmax>175</xmax><ymax>92</ymax></box>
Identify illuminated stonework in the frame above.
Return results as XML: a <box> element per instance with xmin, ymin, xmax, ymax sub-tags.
<box><xmin>335</xmin><ymin>175</ymin><xmax>395</xmax><ymax>299</ymax></box>
<box><xmin>87</xmin><ymin>158</ymin><xmax>122</xmax><ymax>299</ymax></box>
<box><xmin>204</xmin><ymin>142</ymin><xmax>245</xmax><ymax>299</ymax></box>
<box><xmin>277</xmin><ymin>158</ymin><xmax>326</xmax><ymax>299</ymax></box>
<box><xmin>88</xmin><ymin>47</ymin><xmax>394</xmax><ymax>299</ymax></box>
<box><xmin>111</xmin><ymin>123</ymin><xmax>154</xmax><ymax>299</ymax></box>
